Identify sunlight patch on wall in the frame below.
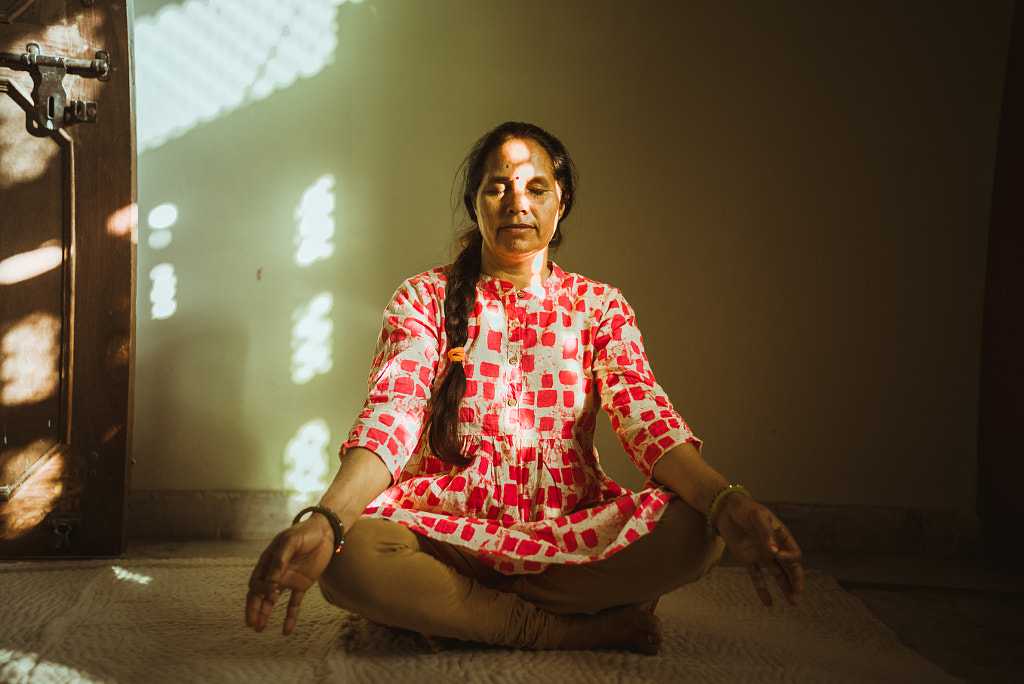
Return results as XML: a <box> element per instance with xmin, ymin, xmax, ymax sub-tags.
<box><xmin>284</xmin><ymin>419</ymin><xmax>331</xmax><ymax>501</ymax></box>
<box><xmin>112</xmin><ymin>566</ymin><xmax>153</xmax><ymax>586</ymax></box>
<box><xmin>0</xmin><ymin>241</ymin><xmax>62</xmax><ymax>285</ymax></box>
<box><xmin>149</xmin><ymin>264</ymin><xmax>178</xmax><ymax>320</ymax></box>
<box><xmin>290</xmin><ymin>292</ymin><xmax>333</xmax><ymax>384</ymax></box>
<box><xmin>295</xmin><ymin>175</ymin><xmax>336</xmax><ymax>266</ymax></box>
<box><xmin>147</xmin><ymin>202</ymin><xmax>178</xmax><ymax>250</ymax></box>
<box><xmin>0</xmin><ymin>313</ymin><xmax>60</xmax><ymax>406</ymax></box>
<box><xmin>134</xmin><ymin>0</ymin><xmax>358</xmax><ymax>153</ymax></box>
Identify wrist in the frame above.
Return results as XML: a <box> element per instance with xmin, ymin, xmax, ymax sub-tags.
<box><xmin>706</xmin><ymin>484</ymin><xmax>751</xmax><ymax>535</ymax></box>
<box><xmin>292</xmin><ymin>504</ymin><xmax>346</xmax><ymax>553</ymax></box>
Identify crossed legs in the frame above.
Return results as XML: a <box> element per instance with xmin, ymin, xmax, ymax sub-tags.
<box><xmin>317</xmin><ymin>498</ymin><xmax>724</xmax><ymax>651</ymax></box>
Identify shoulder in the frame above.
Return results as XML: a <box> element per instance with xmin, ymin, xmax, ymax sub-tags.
<box><xmin>387</xmin><ymin>267</ymin><xmax>449</xmax><ymax>315</ymax></box>
<box><xmin>553</xmin><ymin>268</ymin><xmax>631</xmax><ymax>312</ymax></box>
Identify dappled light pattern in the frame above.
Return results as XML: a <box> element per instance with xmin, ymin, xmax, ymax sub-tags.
<box><xmin>0</xmin><ymin>648</ymin><xmax>103</xmax><ymax>684</ymax></box>
<box><xmin>112</xmin><ymin>566</ymin><xmax>153</xmax><ymax>586</ymax></box>
<box><xmin>106</xmin><ymin>204</ymin><xmax>139</xmax><ymax>242</ymax></box>
<box><xmin>147</xmin><ymin>202</ymin><xmax>177</xmax><ymax>250</ymax></box>
<box><xmin>294</xmin><ymin>174</ymin><xmax>336</xmax><ymax>266</ymax></box>
<box><xmin>149</xmin><ymin>264</ymin><xmax>178</xmax><ymax>320</ymax></box>
<box><xmin>0</xmin><ymin>449</ymin><xmax>65</xmax><ymax>541</ymax></box>
<box><xmin>290</xmin><ymin>292</ymin><xmax>333</xmax><ymax>384</ymax></box>
<box><xmin>0</xmin><ymin>242</ymin><xmax>62</xmax><ymax>286</ymax></box>
<box><xmin>0</xmin><ymin>87</ymin><xmax>59</xmax><ymax>191</ymax></box>
<box><xmin>284</xmin><ymin>419</ymin><xmax>330</xmax><ymax>499</ymax></box>
<box><xmin>134</xmin><ymin>0</ymin><xmax>357</xmax><ymax>152</ymax></box>
<box><xmin>0</xmin><ymin>313</ymin><xmax>61</xmax><ymax>407</ymax></box>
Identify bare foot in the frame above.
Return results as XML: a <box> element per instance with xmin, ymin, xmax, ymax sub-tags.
<box><xmin>558</xmin><ymin>606</ymin><xmax>663</xmax><ymax>655</ymax></box>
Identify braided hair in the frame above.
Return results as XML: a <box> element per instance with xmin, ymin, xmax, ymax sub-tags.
<box><xmin>423</xmin><ymin>122</ymin><xmax>578</xmax><ymax>466</ymax></box>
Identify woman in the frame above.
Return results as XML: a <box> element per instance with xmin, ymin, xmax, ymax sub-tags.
<box><xmin>245</xmin><ymin>122</ymin><xmax>804</xmax><ymax>653</ymax></box>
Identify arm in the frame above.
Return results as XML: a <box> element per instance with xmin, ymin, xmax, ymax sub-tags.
<box><xmin>589</xmin><ymin>289</ymin><xmax>803</xmax><ymax>606</ymax></box>
<box><xmin>246</xmin><ymin>272</ymin><xmax>444</xmax><ymax>635</ymax></box>
<box><xmin>245</xmin><ymin>447</ymin><xmax>392</xmax><ymax>635</ymax></box>
<box><xmin>651</xmin><ymin>441</ymin><xmax>805</xmax><ymax>607</ymax></box>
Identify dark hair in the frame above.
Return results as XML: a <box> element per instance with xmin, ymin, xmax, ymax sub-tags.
<box><xmin>424</xmin><ymin>122</ymin><xmax>578</xmax><ymax>466</ymax></box>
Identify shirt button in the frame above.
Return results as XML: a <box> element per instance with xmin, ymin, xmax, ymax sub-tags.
<box><xmin>508</xmin><ymin>398</ymin><xmax>517</xmax><ymax>406</ymax></box>
<box><xmin>509</xmin><ymin>356</ymin><xmax>518</xmax><ymax>365</ymax></box>
<box><xmin>516</xmin><ymin>291</ymin><xmax>526</xmax><ymax>299</ymax></box>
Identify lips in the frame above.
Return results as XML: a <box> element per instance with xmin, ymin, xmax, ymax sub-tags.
<box><xmin>501</xmin><ymin>223</ymin><xmax>534</xmax><ymax>231</ymax></box>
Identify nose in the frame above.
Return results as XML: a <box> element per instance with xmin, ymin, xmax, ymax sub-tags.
<box><xmin>506</xmin><ymin>185</ymin><xmax>529</xmax><ymax>214</ymax></box>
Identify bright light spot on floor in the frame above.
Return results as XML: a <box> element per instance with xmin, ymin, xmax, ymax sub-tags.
<box><xmin>284</xmin><ymin>419</ymin><xmax>330</xmax><ymax>497</ymax></box>
<box><xmin>290</xmin><ymin>292</ymin><xmax>333</xmax><ymax>384</ymax></box>
<box><xmin>0</xmin><ymin>242</ymin><xmax>62</xmax><ymax>285</ymax></box>
<box><xmin>295</xmin><ymin>175</ymin><xmax>336</xmax><ymax>266</ymax></box>
<box><xmin>149</xmin><ymin>264</ymin><xmax>178</xmax><ymax>320</ymax></box>
<box><xmin>0</xmin><ymin>648</ymin><xmax>104</xmax><ymax>683</ymax></box>
<box><xmin>134</xmin><ymin>0</ymin><xmax>353</xmax><ymax>153</ymax></box>
<box><xmin>112</xmin><ymin>566</ymin><xmax>153</xmax><ymax>585</ymax></box>
<box><xmin>0</xmin><ymin>312</ymin><xmax>61</xmax><ymax>406</ymax></box>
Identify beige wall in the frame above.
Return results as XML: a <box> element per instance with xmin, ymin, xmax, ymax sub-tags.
<box><xmin>132</xmin><ymin>0</ymin><xmax>1014</xmax><ymax>511</ymax></box>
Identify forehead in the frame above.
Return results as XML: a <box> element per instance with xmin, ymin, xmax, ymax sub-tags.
<box><xmin>483</xmin><ymin>138</ymin><xmax>555</xmax><ymax>179</ymax></box>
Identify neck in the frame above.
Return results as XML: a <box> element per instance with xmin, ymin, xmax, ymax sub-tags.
<box><xmin>480</xmin><ymin>250</ymin><xmax>551</xmax><ymax>290</ymax></box>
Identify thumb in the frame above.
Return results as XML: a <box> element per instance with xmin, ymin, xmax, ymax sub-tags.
<box><xmin>754</xmin><ymin>509</ymin><xmax>779</xmax><ymax>554</ymax></box>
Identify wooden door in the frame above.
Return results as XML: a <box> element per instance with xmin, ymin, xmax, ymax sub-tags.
<box><xmin>0</xmin><ymin>0</ymin><xmax>134</xmax><ymax>556</ymax></box>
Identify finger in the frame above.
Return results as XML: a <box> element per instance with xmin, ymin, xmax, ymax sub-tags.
<box><xmin>777</xmin><ymin>554</ymin><xmax>805</xmax><ymax>605</ymax></box>
<box><xmin>744</xmin><ymin>562</ymin><xmax>773</xmax><ymax>607</ymax></box>
<box><xmin>767</xmin><ymin>559</ymin><xmax>797</xmax><ymax>606</ymax></box>
<box><xmin>772</xmin><ymin>525</ymin><xmax>806</xmax><ymax>605</ymax></box>
<box><xmin>748</xmin><ymin>508</ymin><xmax>783</xmax><ymax>556</ymax></box>
<box><xmin>246</xmin><ymin>588</ymin><xmax>282</xmax><ymax>632</ymax></box>
<box><xmin>283</xmin><ymin>589</ymin><xmax>306</xmax><ymax>636</ymax></box>
<box><xmin>248</xmin><ymin>548</ymin><xmax>283</xmax><ymax>595</ymax></box>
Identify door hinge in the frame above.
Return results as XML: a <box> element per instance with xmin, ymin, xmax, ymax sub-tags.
<box><xmin>0</xmin><ymin>42</ymin><xmax>109</xmax><ymax>135</ymax></box>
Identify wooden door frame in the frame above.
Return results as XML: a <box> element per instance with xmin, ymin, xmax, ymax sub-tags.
<box><xmin>0</xmin><ymin>0</ymin><xmax>135</xmax><ymax>556</ymax></box>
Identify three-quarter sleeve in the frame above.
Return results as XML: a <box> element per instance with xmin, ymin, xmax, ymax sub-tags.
<box><xmin>591</xmin><ymin>289</ymin><xmax>699</xmax><ymax>478</ymax></box>
<box><xmin>341</xmin><ymin>274</ymin><xmax>444</xmax><ymax>482</ymax></box>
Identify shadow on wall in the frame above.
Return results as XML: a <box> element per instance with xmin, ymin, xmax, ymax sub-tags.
<box><xmin>130</xmin><ymin>0</ymin><xmax>1013</xmax><ymax>527</ymax></box>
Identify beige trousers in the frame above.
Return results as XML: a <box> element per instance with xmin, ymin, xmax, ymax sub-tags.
<box><xmin>318</xmin><ymin>498</ymin><xmax>725</xmax><ymax>650</ymax></box>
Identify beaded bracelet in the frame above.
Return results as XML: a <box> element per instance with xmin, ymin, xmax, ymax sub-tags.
<box><xmin>706</xmin><ymin>484</ymin><xmax>752</xmax><ymax>534</ymax></box>
<box><xmin>292</xmin><ymin>505</ymin><xmax>345</xmax><ymax>553</ymax></box>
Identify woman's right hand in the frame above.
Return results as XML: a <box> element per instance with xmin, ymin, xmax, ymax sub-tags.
<box><xmin>245</xmin><ymin>515</ymin><xmax>336</xmax><ymax>636</ymax></box>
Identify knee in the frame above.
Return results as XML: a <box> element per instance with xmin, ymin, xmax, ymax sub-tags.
<box><xmin>656</xmin><ymin>498</ymin><xmax>725</xmax><ymax>583</ymax></box>
<box><xmin>317</xmin><ymin>518</ymin><xmax>416</xmax><ymax>611</ymax></box>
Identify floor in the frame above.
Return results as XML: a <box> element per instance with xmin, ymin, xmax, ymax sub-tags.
<box><xmin>126</xmin><ymin>539</ymin><xmax>1024</xmax><ymax>684</ymax></box>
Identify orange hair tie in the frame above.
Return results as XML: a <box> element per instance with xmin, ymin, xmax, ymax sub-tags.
<box><xmin>446</xmin><ymin>347</ymin><xmax>466</xmax><ymax>363</ymax></box>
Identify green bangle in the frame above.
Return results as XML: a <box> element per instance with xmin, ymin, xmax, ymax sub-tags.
<box><xmin>292</xmin><ymin>505</ymin><xmax>345</xmax><ymax>553</ymax></box>
<box><xmin>706</xmin><ymin>484</ymin><xmax>751</xmax><ymax>534</ymax></box>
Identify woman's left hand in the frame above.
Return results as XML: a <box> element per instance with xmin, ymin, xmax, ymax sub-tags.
<box><xmin>715</xmin><ymin>494</ymin><xmax>805</xmax><ymax>607</ymax></box>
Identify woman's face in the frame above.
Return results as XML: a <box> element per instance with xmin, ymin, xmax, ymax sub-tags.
<box><xmin>473</xmin><ymin>138</ymin><xmax>564</xmax><ymax>273</ymax></box>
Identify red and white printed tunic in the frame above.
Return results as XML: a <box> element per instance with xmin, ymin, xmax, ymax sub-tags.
<box><xmin>341</xmin><ymin>263</ymin><xmax>700</xmax><ymax>574</ymax></box>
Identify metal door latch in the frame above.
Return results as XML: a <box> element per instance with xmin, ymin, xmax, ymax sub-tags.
<box><xmin>47</xmin><ymin>513</ymin><xmax>82</xmax><ymax>551</ymax></box>
<box><xmin>0</xmin><ymin>42</ymin><xmax>109</xmax><ymax>135</ymax></box>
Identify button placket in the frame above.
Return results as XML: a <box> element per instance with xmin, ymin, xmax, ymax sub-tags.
<box><xmin>503</xmin><ymin>291</ymin><xmax>522</xmax><ymax>437</ymax></box>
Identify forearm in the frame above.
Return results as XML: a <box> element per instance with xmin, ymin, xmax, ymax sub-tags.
<box><xmin>650</xmin><ymin>441</ymin><xmax>731</xmax><ymax>517</ymax></box>
<box><xmin>316</xmin><ymin>446</ymin><xmax>393</xmax><ymax>532</ymax></box>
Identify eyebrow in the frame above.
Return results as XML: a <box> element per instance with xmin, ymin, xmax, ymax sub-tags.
<box><xmin>482</xmin><ymin>173</ymin><xmax>553</xmax><ymax>185</ymax></box>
